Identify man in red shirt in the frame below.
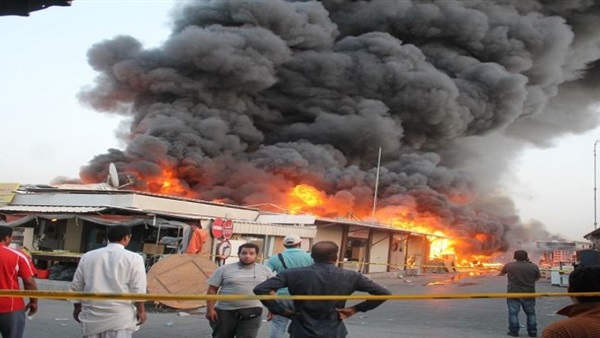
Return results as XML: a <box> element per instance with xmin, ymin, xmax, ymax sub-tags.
<box><xmin>0</xmin><ymin>226</ymin><xmax>38</xmax><ymax>338</ymax></box>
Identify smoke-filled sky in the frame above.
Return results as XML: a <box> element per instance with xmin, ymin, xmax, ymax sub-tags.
<box><xmin>2</xmin><ymin>1</ymin><xmax>600</xmax><ymax>252</ymax></box>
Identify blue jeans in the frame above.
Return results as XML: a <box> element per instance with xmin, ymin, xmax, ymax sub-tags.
<box><xmin>507</xmin><ymin>298</ymin><xmax>537</xmax><ymax>334</ymax></box>
<box><xmin>270</xmin><ymin>314</ymin><xmax>291</xmax><ymax>338</ymax></box>
<box><xmin>269</xmin><ymin>299</ymin><xmax>293</xmax><ymax>338</ymax></box>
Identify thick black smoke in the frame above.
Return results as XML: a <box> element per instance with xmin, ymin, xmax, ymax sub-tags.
<box><xmin>78</xmin><ymin>0</ymin><xmax>600</xmax><ymax>255</ymax></box>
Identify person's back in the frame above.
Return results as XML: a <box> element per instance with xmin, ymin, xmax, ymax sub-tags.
<box><xmin>542</xmin><ymin>266</ymin><xmax>600</xmax><ymax>338</ymax></box>
<box><xmin>70</xmin><ymin>226</ymin><xmax>147</xmax><ymax>337</ymax></box>
<box><xmin>255</xmin><ymin>241</ymin><xmax>391</xmax><ymax>338</ymax></box>
<box><xmin>500</xmin><ymin>250</ymin><xmax>541</xmax><ymax>337</ymax></box>
<box><xmin>266</xmin><ymin>247</ymin><xmax>313</xmax><ymax>273</ymax></box>
<box><xmin>265</xmin><ymin>235</ymin><xmax>313</xmax><ymax>285</ymax></box>
<box><xmin>502</xmin><ymin>260</ymin><xmax>540</xmax><ymax>293</ymax></box>
<box><xmin>265</xmin><ymin>235</ymin><xmax>313</xmax><ymax>338</ymax></box>
<box><xmin>542</xmin><ymin>306</ymin><xmax>600</xmax><ymax>338</ymax></box>
<box><xmin>285</xmin><ymin>263</ymin><xmax>385</xmax><ymax>337</ymax></box>
<box><xmin>74</xmin><ymin>243</ymin><xmax>146</xmax><ymax>306</ymax></box>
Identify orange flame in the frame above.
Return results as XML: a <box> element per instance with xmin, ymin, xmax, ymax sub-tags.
<box><xmin>283</xmin><ymin>183</ymin><xmax>500</xmax><ymax>266</ymax></box>
<box><xmin>288</xmin><ymin>184</ymin><xmax>324</xmax><ymax>214</ymax></box>
<box><xmin>144</xmin><ymin>168</ymin><xmax>191</xmax><ymax>197</ymax></box>
<box><xmin>428</xmin><ymin>232</ymin><xmax>456</xmax><ymax>258</ymax></box>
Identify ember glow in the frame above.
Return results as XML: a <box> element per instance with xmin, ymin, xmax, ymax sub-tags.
<box><xmin>142</xmin><ymin>168</ymin><xmax>191</xmax><ymax>197</ymax></box>
<box><xmin>428</xmin><ymin>234</ymin><xmax>455</xmax><ymax>258</ymax></box>
<box><xmin>288</xmin><ymin>184</ymin><xmax>324</xmax><ymax>214</ymax></box>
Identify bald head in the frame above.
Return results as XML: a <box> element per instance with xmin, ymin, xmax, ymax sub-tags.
<box><xmin>311</xmin><ymin>241</ymin><xmax>339</xmax><ymax>263</ymax></box>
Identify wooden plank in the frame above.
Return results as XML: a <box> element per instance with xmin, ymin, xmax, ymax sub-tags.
<box><xmin>147</xmin><ymin>254</ymin><xmax>217</xmax><ymax>309</ymax></box>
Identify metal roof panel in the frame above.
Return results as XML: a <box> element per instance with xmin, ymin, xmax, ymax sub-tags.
<box><xmin>0</xmin><ymin>205</ymin><xmax>107</xmax><ymax>213</ymax></box>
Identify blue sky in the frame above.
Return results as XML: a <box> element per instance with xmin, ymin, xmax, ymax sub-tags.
<box><xmin>1</xmin><ymin>1</ymin><xmax>598</xmax><ymax>241</ymax></box>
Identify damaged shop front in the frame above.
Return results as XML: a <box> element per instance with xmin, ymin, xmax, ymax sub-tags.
<box><xmin>0</xmin><ymin>187</ymin><xmax>318</xmax><ymax>281</ymax></box>
<box><xmin>312</xmin><ymin>217</ymin><xmax>442</xmax><ymax>275</ymax></box>
<box><xmin>0</xmin><ymin>205</ymin><xmax>195</xmax><ymax>280</ymax></box>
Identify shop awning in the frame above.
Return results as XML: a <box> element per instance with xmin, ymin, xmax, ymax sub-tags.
<box><xmin>107</xmin><ymin>206</ymin><xmax>205</xmax><ymax>221</ymax></box>
<box><xmin>0</xmin><ymin>205</ymin><xmax>107</xmax><ymax>213</ymax></box>
<box><xmin>0</xmin><ymin>205</ymin><xmax>190</xmax><ymax>231</ymax></box>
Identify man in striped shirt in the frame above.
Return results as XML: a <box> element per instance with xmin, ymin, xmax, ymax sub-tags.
<box><xmin>0</xmin><ymin>226</ymin><xmax>38</xmax><ymax>338</ymax></box>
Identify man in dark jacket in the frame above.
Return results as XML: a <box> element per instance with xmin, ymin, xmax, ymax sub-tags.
<box><xmin>254</xmin><ymin>241</ymin><xmax>391</xmax><ymax>338</ymax></box>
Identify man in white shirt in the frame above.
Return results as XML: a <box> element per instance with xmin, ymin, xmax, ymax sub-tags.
<box><xmin>70</xmin><ymin>226</ymin><xmax>147</xmax><ymax>338</ymax></box>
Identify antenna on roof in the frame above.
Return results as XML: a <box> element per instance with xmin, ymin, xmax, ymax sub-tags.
<box><xmin>107</xmin><ymin>163</ymin><xmax>135</xmax><ymax>189</ymax></box>
<box><xmin>108</xmin><ymin>163</ymin><xmax>120</xmax><ymax>187</ymax></box>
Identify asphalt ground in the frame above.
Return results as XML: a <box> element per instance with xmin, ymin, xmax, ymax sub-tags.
<box><xmin>23</xmin><ymin>271</ymin><xmax>572</xmax><ymax>338</ymax></box>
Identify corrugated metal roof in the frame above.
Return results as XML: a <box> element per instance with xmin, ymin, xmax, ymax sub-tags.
<box><xmin>256</xmin><ymin>214</ymin><xmax>316</xmax><ymax>224</ymax></box>
<box><xmin>22</xmin><ymin>187</ymin><xmax>260</xmax><ymax>211</ymax></box>
<box><xmin>107</xmin><ymin>206</ymin><xmax>205</xmax><ymax>220</ymax></box>
<box><xmin>315</xmin><ymin>216</ymin><xmax>447</xmax><ymax>238</ymax></box>
<box><xmin>233</xmin><ymin>221</ymin><xmax>317</xmax><ymax>237</ymax></box>
<box><xmin>0</xmin><ymin>205</ymin><xmax>107</xmax><ymax>213</ymax></box>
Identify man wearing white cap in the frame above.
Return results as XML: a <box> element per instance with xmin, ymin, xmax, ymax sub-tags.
<box><xmin>264</xmin><ymin>235</ymin><xmax>313</xmax><ymax>338</ymax></box>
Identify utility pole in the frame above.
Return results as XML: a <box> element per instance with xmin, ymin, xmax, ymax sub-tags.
<box><xmin>595</xmin><ymin>140</ymin><xmax>599</xmax><ymax>229</ymax></box>
<box><xmin>372</xmin><ymin>147</ymin><xmax>382</xmax><ymax>223</ymax></box>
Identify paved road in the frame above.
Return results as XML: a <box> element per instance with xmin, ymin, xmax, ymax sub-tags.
<box><xmin>23</xmin><ymin>271</ymin><xmax>571</xmax><ymax>338</ymax></box>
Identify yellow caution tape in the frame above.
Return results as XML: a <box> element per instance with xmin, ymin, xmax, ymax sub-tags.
<box><xmin>130</xmin><ymin>251</ymin><xmax>573</xmax><ymax>272</ymax></box>
<box><xmin>41</xmin><ymin>250</ymin><xmax>573</xmax><ymax>274</ymax></box>
<box><xmin>1</xmin><ymin>290</ymin><xmax>599</xmax><ymax>301</ymax></box>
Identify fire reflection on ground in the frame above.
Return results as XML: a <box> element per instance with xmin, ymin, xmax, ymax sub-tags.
<box><xmin>424</xmin><ymin>271</ymin><xmax>489</xmax><ymax>287</ymax></box>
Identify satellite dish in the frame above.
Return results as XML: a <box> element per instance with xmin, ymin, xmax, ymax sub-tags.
<box><xmin>108</xmin><ymin>163</ymin><xmax>120</xmax><ymax>188</ymax></box>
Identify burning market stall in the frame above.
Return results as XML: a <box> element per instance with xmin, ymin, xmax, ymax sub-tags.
<box><xmin>0</xmin><ymin>204</ymin><xmax>194</xmax><ymax>280</ymax></box>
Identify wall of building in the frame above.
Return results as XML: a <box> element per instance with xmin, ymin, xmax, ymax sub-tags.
<box><xmin>314</xmin><ymin>225</ymin><xmax>343</xmax><ymax>244</ymax></box>
<box><xmin>63</xmin><ymin>218</ymin><xmax>83</xmax><ymax>252</ymax></box>
<box><xmin>389</xmin><ymin>234</ymin><xmax>407</xmax><ymax>271</ymax></box>
<box><xmin>369</xmin><ymin>231</ymin><xmax>391</xmax><ymax>273</ymax></box>
<box><xmin>233</xmin><ymin>222</ymin><xmax>316</xmax><ymax>237</ymax></box>
<box><xmin>406</xmin><ymin>235</ymin><xmax>427</xmax><ymax>268</ymax></box>
<box><xmin>131</xmin><ymin>194</ymin><xmax>259</xmax><ymax>220</ymax></box>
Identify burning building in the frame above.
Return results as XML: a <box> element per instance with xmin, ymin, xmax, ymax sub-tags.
<box><xmin>71</xmin><ymin>1</ymin><xmax>600</xmax><ymax>264</ymax></box>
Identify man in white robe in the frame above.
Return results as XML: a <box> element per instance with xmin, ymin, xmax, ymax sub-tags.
<box><xmin>70</xmin><ymin>225</ymin><xmax>147</xmax><ymax>338</ymax></box>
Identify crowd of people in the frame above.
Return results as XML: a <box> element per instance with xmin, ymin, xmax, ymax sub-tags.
<box><xmin>2</xmin><ymin>224</ymin><xmax>600</xmax><ymax>338</ymax></box>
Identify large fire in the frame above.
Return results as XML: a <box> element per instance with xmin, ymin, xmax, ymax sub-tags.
<box><xmin>283</xmin><ymin>183</ymin><xmax>499</xmax><ymax>267</ymax></box>
<box><xmin>123</xmin><ymin>166</ymin><xmax>498</xmax><ymax>267</ymax></box>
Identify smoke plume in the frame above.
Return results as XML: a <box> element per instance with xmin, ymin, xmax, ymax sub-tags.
<box><xmin>78</xmin><ymin>0</ymin><xmax>600</xmax><ymax>256</ymax></box>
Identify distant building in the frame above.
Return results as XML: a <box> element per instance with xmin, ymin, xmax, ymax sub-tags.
<box><xmin>535</xmin><ymin>240</ymin><xmax>593</xmax><ymax>266</ymax></box>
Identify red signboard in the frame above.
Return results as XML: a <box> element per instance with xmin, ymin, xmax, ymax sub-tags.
<box><xmin>222</xmin><ymin>219</ymin><xmax>234</xmax><ymax>240</ymax></box>
<box><xmin>211</xmin><ymin>218</ymin><xmax>223</xmax><ymax>238</ymax></box>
